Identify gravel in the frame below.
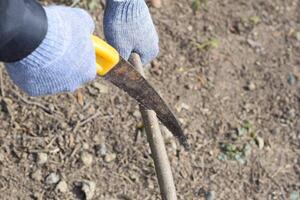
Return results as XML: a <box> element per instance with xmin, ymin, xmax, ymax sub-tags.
<box><xmin>36</xmin><ymin>152</ymin><xmax>48</xmax><ymax>165</ymax></box>
<box><xmin>45</xmin><ymin>173</ymin><xmax>60</xmax><ymax>185</ymax></box>
<box><xmin>55</xmin><ymin>180</ymin><xmax>68</xmax><ymax>193</ymax></box>
<box><xmin>81</xmin><ymin>151</ymin><xmax>93</xmax><ymax>166</ymax></box>
<box><xmin>104</xmin><ymin>153</ymin><xmax>117</xmax><ymax>163</ymax></box>
<box><xmin>81</xmin><ymin>180</ymin><xmax>96</xmax><ymax>200</ymax></box>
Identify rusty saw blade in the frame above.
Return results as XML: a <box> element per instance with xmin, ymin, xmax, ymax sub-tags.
<box><xmin>104</xmin><ymin>58</ymin><xmax>189</xmax><ymax>150</ymax></box>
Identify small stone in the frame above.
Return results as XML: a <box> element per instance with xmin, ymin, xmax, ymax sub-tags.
<box><xmin>95</xmin><ymin>144</ymin><xmax>107</xmax><ymax>156</ymax></box>
<box><xmin>287</xmin><ymin>73</ymin><xmax>297</xmax><ymax>85</ymax></box>
<box><xmin>181</xmin><ymin>103</ymin><xmax>190</xmax><ymax>110</ymax></box>
<box><xmin>93</xmin><ymin>82</ymin><xmax>108</xmax><ymax>93</ymax></box>
<box><xmin>81</xmin><ymin>180</ymin><xmax>95</xmax><ymax>200</ymax></box>
<box><xmin>187</xmin><ymin>25</ymin><xmax>193</xmax><ymax>31</ymax></box>
<box><xmin>45</xmin><ymin>173</ymin><xmax>60</xmax><ymax>185</ymax></box>
<box><xmin>104</xmin><ymin>153</ymin><xmax>116</xmax><ymax>163</ymax></box>
<box><xmin>132</xmin><ymin>110</ymin><xmax>141</xmax><ymax>118</ymax></box>
<box><xmin>81</xmin><ymin>151</ymin><xmax>93</xmax><ymax>166</ymax></box>
<box><xmin>288</xmin><ymin>108</ymin><xmax>296</xmax><ymax>119</ymax></box>
<box><xmin>82</xmin><ymin>143</ymin><xmax>89</xmax><ymax>150</ymax></box>
<box><xmin>255</xmin><ymin>136</ymin><xmax>264</xmax><ymax>149</ymax></box>
<box><xmin>205</xmin><ymin>191</ymin><xmax>216</xmax><ymax>200</ymax></box>
<box><xmin>55</xmin><ymin>180</ymin><xmax>68</xmax><ymax>193</ymax></box>
<box><xmin>290</xmin><ymin>191</ymin><xmax>299</xmax><ymax>200</ymax></box>
<box><xmin>175</xmin><ymin>102</ymin><xmax>190</xmax><ymax>112</ymax></box>
<box><xmin>48</xmin><ymin>104</ymin><xmax>55</xmax><ymax>113</ymax></box>
<box><xmin>31</xmin><ymin>169</ymin><xmax>43</xmax><ymax>182</ymax></box>
<box><xmin>247</xmin><ymin>82</ymin><xmax>256</xmax><ymax>91</ymax></box>
<box><xmin>148</xmin><ymin>180</ymin><xmax>155</xmax><ymax>190</ymax></box>
<box><xmin>36</xmin><ymin>152</ymin><xmax>48</xmax><ymax>165</ymax></box>
<box><xmin>295</xmin><ymin>32</ymin><xmax>300</xmax><ymax>41</ymax></box>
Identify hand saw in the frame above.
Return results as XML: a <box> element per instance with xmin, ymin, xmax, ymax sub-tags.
<box><xmin>91</xmin><ymin>35</ymin><xmax>189</xmax><ymax>150</ymax></box>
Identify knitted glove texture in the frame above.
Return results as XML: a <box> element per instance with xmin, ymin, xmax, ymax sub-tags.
<box><xmin>104</xmin><ymin>0</ymin><xmax>159</xmax><ymax>64</ymax></box>
<box><xmin>5</xmin><ymin>6</ymin><xmax>96</xmax><ymax>96</ymax></box>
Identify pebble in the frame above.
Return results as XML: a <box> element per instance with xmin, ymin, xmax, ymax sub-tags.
<box><xmin>175</xmin><ymin>102</ymin><xmax>190</xmax><ymax>112</ymax></box>
<box><xmin>290</xmin><ymin>191</ymin><xmax>299</xmax><ymax>200</ymax></box>
<box><xmin>93</xmin><ymin>82</ymin><xmax>108</xmax><ymax>94</ymax></box>
<box><xmin>205</xmin><ymin>191</ymin><xmax>216</xmax><ymax>200</ymax></box>
<box><xmin>95</xmin><ymin>144</ymin><xmax>107</xmax><ymax>156</ymax></box>
<box><xmin>48</xmin><ymin>103</ymin><xmax>55</xmax><ymax>112</ymax></box>
<box><xmin>45</xmin><ymin>173</ymin><xmax>60</xmax><ymax>185</ymax></box>
<box><xmin>31</xmin><ymin>169</ymin><xmax>43</xmax><ymax>182</ymax></box>
<box><xmin>36</xmin><ymin>152</ymin><xmax>48</xmax><ymax>165</ymax></box>
<box><xmin>82</xmin><ymin>143</ymin><xmax>90</xmax><ymax>150</ymax></box>
<box><xmin>287</xmin><ymin>73</ymin><xmax>297</xmax><ymax>85</ymax></box>
<box><xmin>81</xmin><ymin>151</ymin><xmax>93</xmax><ymax>166</ymax></box>
<box><xmin>55</xmin><ymin>180</ymin><xmax>68</xmax><ymax>193</ymax></box>
<box><xmin>255</xmin><ymin>136</ymin><xmax>264</xmax><ymax>149</ymax></box>
<box><xmin>295</xmin><ymin>32</ymin><xmax>300</xmax><ymax>41</ymax></box>
<box><xmin>104</xmin><ymin>153</ymin><xmax>117</xmax><ymax>163</ymax></box>
<box><xmin>81</xmin><ymin>180</ymin><xmax>95</xmax><ymax>200</ymax></box>
<box><xmin>132</xmin><ymin>110</ymin><xmax>141</xmax><ymax>118</ymax></box>
<box><xmin>187</xmin><ymin>25</ymin><xmax>193</xmax><ymax>31</ymax></box>
<box><xmin>288</xmin><ymin>108</ymin><xmax>296</xmax><ymax>119</ymax></box>
<box><xmin>247</xmin><ymin>82</ymin><xmax>256</xmax><ymax>91</ymax></box>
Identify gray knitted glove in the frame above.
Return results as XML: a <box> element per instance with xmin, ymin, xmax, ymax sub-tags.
<box><xmin>5</xmin><ymin>6</ymin><xmax>96</xmax><ymax>96</ymax></box>
<box><xmin>104</xmin><ymin>0</ymin><xmax>159</xmax><ymax>64</ymax></box>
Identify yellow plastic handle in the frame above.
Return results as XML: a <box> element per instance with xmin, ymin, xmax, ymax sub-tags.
<box><xmin>91</xmin><ymin>35</ymin><xmax>120</xmax><ymax>76</ymax></box>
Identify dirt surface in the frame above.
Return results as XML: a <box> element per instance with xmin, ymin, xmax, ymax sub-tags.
<box><xmin>0</xmin><ymin>0</ymin><xmax>299</xmax><ymax>199</ymax></box>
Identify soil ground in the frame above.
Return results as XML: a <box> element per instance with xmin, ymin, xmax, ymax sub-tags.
<box><xmin>0</xmin><ymin>0</ymin><xmax>299</xmax><ymax>199</ymax></box>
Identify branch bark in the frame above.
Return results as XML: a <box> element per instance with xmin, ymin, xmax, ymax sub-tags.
<box><xmin>129</xmin><ymin>53</ymin><xmax>177</xmax><ymax>200</ymax></box>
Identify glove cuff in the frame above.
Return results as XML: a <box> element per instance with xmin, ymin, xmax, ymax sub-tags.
<box><xmin>13</xmin><ymin>7</ymin><xmax>70</xmax><ymax>69</ymax></box>
<box><xmin>105</xmin><ymin>0</ymin><xmax>149</xmax><ymax>23</ymax></box>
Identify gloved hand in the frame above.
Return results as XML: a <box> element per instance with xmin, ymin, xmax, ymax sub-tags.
<box><xmin>5</xmin><ymin>6</ymin><xmax>96</xmax><ymax>96</ymax></box>
<box><xmin>104</xmin><ymin>0</ymin><xmax>159</xmax><ymax>65</ymax></box>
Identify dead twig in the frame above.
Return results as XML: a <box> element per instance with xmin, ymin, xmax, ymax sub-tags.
<box><xmin>73</xmin><ymin>111</ymin><xmax>113</xmax><ymax>133</ymax></box>
<box><xmin>129</xmin><ymin>53</ymin><xmax>177</xmax><ymax>200</ymax></box>
<box><xmin>14</xmin><ymin>92</ymin><xmax>49</xmax><ymax>111</ymax></box>
<box><xmin>13</xmin><ymin>91</ymin><xmax>65</xmax><ymax>121</ymax></box>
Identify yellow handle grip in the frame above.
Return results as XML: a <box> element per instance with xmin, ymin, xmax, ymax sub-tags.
<box><xmin>91</xmin><ymin>35</ymin><xmax>120</xmax><ymax>76</ymax></box>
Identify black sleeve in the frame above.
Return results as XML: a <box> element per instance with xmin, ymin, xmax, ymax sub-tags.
<box><xmin>0</xmin><ymin>0</ymin><xmax>48</xmax><ymax>62</ymax></box>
